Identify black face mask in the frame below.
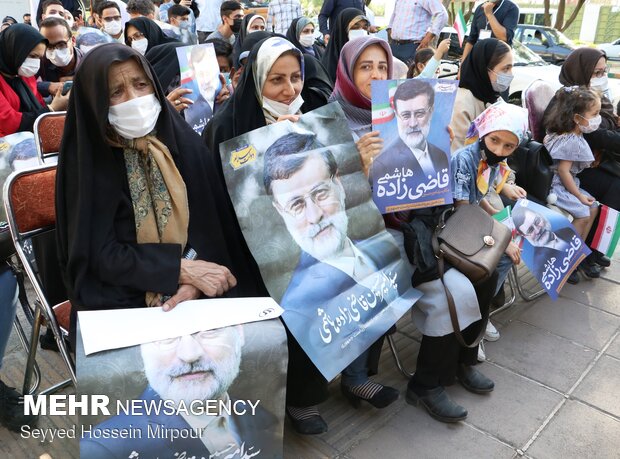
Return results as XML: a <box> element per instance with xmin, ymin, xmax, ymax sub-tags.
<box><xmin>480</xmin><ymin>138</ymin><xmax>505</xmax><ymax>166</ymax></box>
<box><xmin>231</xmin><ymin>18</ymin><xmax>242</xmax><ymax>34</ymax></box>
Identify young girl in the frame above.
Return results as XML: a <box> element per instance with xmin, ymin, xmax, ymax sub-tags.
<box><xmin>543</xmin><ymin>86</ymin><xmax>601</xmax><ymax>279</ymax></box>
<box><xmin>406</xmin><ymin>38</ymin><xmax>451</xmax><ymax>79</ymax></box>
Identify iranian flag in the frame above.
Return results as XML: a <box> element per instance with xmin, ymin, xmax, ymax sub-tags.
<box><xmin>454</xmin><ymin>8</ymin><xmax>467</xmax><ymax>47</ymax></box>
<box><xmin>371</xmin><ymin>82</ymin><xmax>398</xmax><ymax>125</ymax></box>
<box><xmin>591</xmin><ymin>205</ymin><xmax>620</xmax><ymax>257</ymax></box>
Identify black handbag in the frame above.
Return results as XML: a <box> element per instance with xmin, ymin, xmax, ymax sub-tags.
<box><xmin>507</xmin><ymin>136</ymin><xmax>553</xmax><ymax>203</ymax></box>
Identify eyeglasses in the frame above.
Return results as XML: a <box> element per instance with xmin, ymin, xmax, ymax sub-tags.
<box><xmin>102</xmin><ymin>15</ymin><xmax>122</xmax><ymax>22</ymax></box>
<box><xmin>47</xmin><ymin>38</ymin><xmax>71</xmax><ymax>51</ymax></box>
<box><xmin>397</xmin><ymin>106</ymin><xmax>432</xmax><ymax>121</ymax></box>
<box><xmin>592</xmin><ymin>65</ymin><xmax>610</xmax><ymax>78</ymax></box>
<box><xmin>275</xmin><ymin>176</ymin><xmax>339</xmax><ymax>219</ymax></box>
<box><xmin>153</xmin><ymin>330</ymin><xmax>228</xmax><ymax>350</ymax></box>
<box><xmin>522</xmin><ymin>215</ymin><xmax>543</xmax><ymax>237</ymax></box>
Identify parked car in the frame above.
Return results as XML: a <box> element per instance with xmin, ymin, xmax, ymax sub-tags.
<box><xmin>514</xmin><ymin>24</ymin><xmax>577</xmax><ymax>64</ymax></box>
<box><xmin>598</xmin><ymin>38</ymin><xmax>620</xmax><ymax>60</ymax></box>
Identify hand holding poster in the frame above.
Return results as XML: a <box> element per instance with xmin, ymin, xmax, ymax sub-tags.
<box><xmin>219</xmin><ymin>103</ymin><xmax>422</xmax><ymax>380</ymax></box>
<box><xmin>77</xmin><ymin>313</ymin><xmax>287</xmax><ymax>459</ymax></box>
<box><xmin>370</xmin><ymin>78</ymin><xmax>458</xmax><ymax>213</ymax></box>
<box><xmin>512</xmin><ymin>199</ymin><xmax>591</xmax><ymax>300</ymax></box>
<box><xmin>176</xmin><ymin>43</ymin><xmax>220</xmax><ymax>134</ymax></box>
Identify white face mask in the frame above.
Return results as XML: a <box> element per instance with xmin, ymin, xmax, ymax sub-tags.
<box><xmin>18</xmin><ymin>57</ymin><xmax>40</xmax><ymax>77</ymax></box>
<box><xmin>299</xmin><ymin>34</ymin><xmax>314</xmax><ymax>48</ymax></box>
<box><xmin>108</xmin><ymin>93</ymin><xmax>161</xmax><ymax>139</ymax></box>
<box><xmin>577</xmin><ymin>114</ymin><xmax>602</xmax><ymax>134</ymax></box>
<box><xmin>590</xmin><ymin>75</ymin><xmax>608</xmax><ymax>92</ymax></box>
<box><xmin>104</xmin><ymin>19</ymin><xmax>122</xmax><ymax>36</ymax></box>
<box><xmin>46</xmin><ymin>47</ymin><xmax>73</xmax><ymax>67</ymax></box>
<box><xmin>348</xmin><ymin>29</ymin><xmax>368</xmax><ymax>41</ymax></box>
<box><xmin>45</xmin><ymin>13</ymin><xmax>64</xmax><ymax>19</ymax></box>
<box><xmin>131</xmin><ymin>38</ymin><xmax>148</xmax><ymax>55</ymax></box>
<box><xmin>262</xmin><ymin>93</ymin><xmax>304</xmax><ymax>118</ymax></box>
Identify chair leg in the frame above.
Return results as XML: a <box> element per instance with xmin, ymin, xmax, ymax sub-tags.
<box><xmin>490</xmin><ymin>271</ymin><xmax>517</xmax><ymax>317</ymax></box>
<box><xmin>22</xmin><ymin>307</ymin><xmax>44</xmax><ymax>395</ymax></box>
<box><xmin>12</xmin><ymin>316</ymin><xmax>42</xmax><ymax>395</ymax></box>
<box><xmin>387</xmin><ymin>334</ymin><xmax>415</xmax><ymax>379</ymax></box>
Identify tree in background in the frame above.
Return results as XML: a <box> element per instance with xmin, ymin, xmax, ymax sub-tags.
<box><xmin>543</xmin><ymin>0</ymin><xmax>586</xmax><ymax>31</ymax></box>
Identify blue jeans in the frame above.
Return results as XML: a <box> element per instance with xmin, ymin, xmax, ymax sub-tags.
<box><xmin>389</xmin><ymin>41</ymin><xmax>419</xmax><ymax>66</ymax></box>
<box><xmin>341</xmin><ymin>349</ymin><xmax>370</xmax><ymax>387</ymax></box>
<box><xmin>495</xmin><ymin>253</ymin><xmax>513</xmax><ymax>296</ymax></box>
<box><xmin>0</xmin><ymin>268</ymin><xmax>18</xmax><ymax>371</ymax></box>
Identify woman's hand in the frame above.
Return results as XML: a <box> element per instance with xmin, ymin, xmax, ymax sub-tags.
<box><xmin>48</xmin><ymin>87</ymin><xmax>70</xmax><ymax>112</ymax></box>
<box><xmin>447</xmin><ymin>125</ymin><xmax>454</xmax><ymax>144</ymax></box>
<box><xmin>215</xmin><ymin>74</ymin><xmax>230</xmax><ymax>105</ymax></box>
<box><xmin>579</xmin><ymin>193</ymin><xmax>596</xmax><ymax>206</ymax></box>
<box><xmin>276</xmin><ymin>114</ymin><xmax>300</xmax><ymax>123</ymax></box>
<box><xmin>179</xmin><ymin>259</ymin><xmax>237</xmax><ymax>297</ymax></box>
<box><xmin>167</xmin><ymin>87</ymin><xmax>193</xmax><ymax>112</ymax></box>
<box><xmin>162</xmin><ymin>284</ymin><xmax>201</xmax><ymax>311</ymax></box>
<box><xmin>356</xmin><ymin>131</ymin><xmax>383</xmax><ymax>176</ymax></box>
<box><xmin>505</xmin><ymin>241</ymin><xmax>522</xmax><ymax>264</ymax></box>
<box><xmin>435</xmin><ymin>38</ymin><xmax>451</xmax><ymax>60</ymax></box>
<box><xmin>502</xmin><ymin>183</ymin><xmax>527</xmax><ymax>200</ymax></box>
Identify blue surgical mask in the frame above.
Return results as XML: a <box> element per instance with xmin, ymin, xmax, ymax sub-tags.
<box><xmin>489</xmin><ymin>69</ymin><xmax>514</xmax><ymax>93</ymax></box>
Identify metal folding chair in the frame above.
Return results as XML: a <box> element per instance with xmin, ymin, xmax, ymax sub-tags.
<box><xmin>33</xmin><ymin>111</ymin><xmax>66</xmax><ymax>165</ymax></box>
<box><xmin>3</xmin><ymin>164</ymin><xmax>75</xmax><ymax>395</ymax></box>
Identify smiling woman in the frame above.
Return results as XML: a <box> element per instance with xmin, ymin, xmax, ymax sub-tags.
<box><xmin>55</xmin><ymin>44</ymin><xmax>265</xmax><ymax>343</ymax></box>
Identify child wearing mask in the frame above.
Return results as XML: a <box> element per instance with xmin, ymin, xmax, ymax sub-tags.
<box><xmin>543</xmin><ymin>86</ymin><xmax>602</xmax><ymax>281</ymax></box>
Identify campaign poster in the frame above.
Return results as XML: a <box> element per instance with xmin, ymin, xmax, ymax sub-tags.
<box><xmin>371</xmin><ymin>78</ymin><xmax>458</xmax><ymax>214</ymax></box>
<box><xmin>77</xmin><ymin>318</ymin><xmax>287</xmax><ymax>459</ymax></box>
<box><xmin>0</xmin><ymin>132</ymin><xmax>37</xmax><ymax>222</ymax></box>
<box><xmin>219</xmin><ymin>103</ymin><xmax>422</xmax><ymax>381</ymax></box>
<box><xmin>512</xmin><ymin>199</ymin><xmax>591</xmax><ymax>300</ymax></box>
<box><xmin>176</xmin><ymin>43</ymin><xmax>220</xmax><ymax>134</ymax></box>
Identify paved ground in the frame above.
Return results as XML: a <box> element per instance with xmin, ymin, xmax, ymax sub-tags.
<box><xmin>1</xmin><ymin>252</ymin><xmax>619</xmax><ymax>458</ymax></box>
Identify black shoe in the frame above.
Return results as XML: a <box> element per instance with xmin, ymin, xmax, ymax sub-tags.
<box><xmin>578</xmin><ymin>260</ymin><xmax>601</xmax><ymax>279</ymax></box>
<box><xmin>341</xmin><ymin>382</ymin><xmax>399</xmax><ymax>409</ymax></box>
<box><xmin>286</xmin><ymin>408</ymin><xmax>328</xmax><ymax>435</ymax></box>
<box><xmin>406</xmin><ymin>385</ymin><xmax>467</xmax><ymax>423</ymax></box>
<box><xmin>567</xmin><ymin>270</ymin><xmax>580</xmax><ymax>284</ymax></box>
<box><xmin>594</xmin><ymin>252</ymin><xmax>611</xmax><ymax>268</ymax></box>
<box><xmin>0</xmin><ymin>380</ymin><xmax>38</xmax><ymax>432</ymax></box>
<box><xmin>457</xmin><ymin>365</ymin><xmax>495</xmax><ymax>394</ymax></box>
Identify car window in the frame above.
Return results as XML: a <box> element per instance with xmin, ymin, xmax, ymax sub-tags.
<box><xmin>512</xmin><ymin>39</ymin><xmax>547</xmax><ymax>66</ymax></box>
<box><xmin>521</xmin><ymin>28</ymin><xmax>545</xmax><ymax>46</ymax></box>
<box><xmin>546</xmin><ymin>28</ymin><xmax>577</xmax><ymax>49</ymax></box>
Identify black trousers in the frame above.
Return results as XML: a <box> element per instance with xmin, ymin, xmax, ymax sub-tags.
<box><xmin>409</xmin><ymin>270</ymin><xmax>498</xmax><ymax>389</ymax></box>
<box><xmin>578</xmin><ymin>168</ymin><xmax>620</xmax><ymax>245</ymax></box>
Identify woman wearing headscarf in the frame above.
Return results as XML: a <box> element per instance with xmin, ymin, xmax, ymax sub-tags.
<box><xmin>544</xmin><ymin>47</ymin><xmax>620</xmax><ymax>268</ymax></box>
<box><xmin>0</xmin><ymin>24</ymin><xmax>69</xmax><ymax>136</ymax></box>
<box><xmin>286</xmin><ymin>17</ymin><xmax>324</xmax><ymax>60</ymax></box>
<box><xmin>450</xmin><ymin>38</ymin><xmax>514</xmax><ymax>152</ymax></box>
<box><xmin>321</xmin><ymin>8</ymin><xmax>369</xmax><ymax>82</ymax></box>
<box><xmin>230</xmin><ymin>13</ymin><xmax>266</xmax><ymax>65</ymax></box>
<box><xmin>205</xmin><ymin>36</ymin><xmax>397</xmax><ymax>435</ymax></box>
<box><xmin>124</xmin><ymin>17</ymin><xmax>179</xmax><ymax>55</ymax></box>
<box><xmin>56</xmin><ymin>44</ymin><xmax>266</xmax><ymax>343</ymax></box>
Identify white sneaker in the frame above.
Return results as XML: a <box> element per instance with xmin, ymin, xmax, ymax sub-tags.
<box><xmin>477</xmin><ymin>341</ymin><xmax>486</xmax><ymax>362</ymax></box>
<box><xmin>484</xmin><ymin>321</ymin><xmax>500</xmax><ymax>342</ymax></box>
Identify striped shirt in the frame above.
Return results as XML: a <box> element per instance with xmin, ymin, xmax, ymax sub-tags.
<box><xmin>388</xmin><ymin>0</ymin><xmax>448</xmax><ymax>41</ymax></box>
<box><xmin>266</xmin><ymin>0</ymin><xmax>302</xmax><ymax>35</ymax></box>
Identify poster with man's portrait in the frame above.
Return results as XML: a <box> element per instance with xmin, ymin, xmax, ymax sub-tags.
<box><xmin>371</xmin><ymin>78</ymin><xmax>458</xmax><ymax>213</ymax></box>
<box><xmin>176</xmin><ymin>43</ymin><xmax>220</xmax><ymax>134</ymax></box>
<box><xmin>512</xmin><ymin>199</ymin><xmax>591</xmax><ymax>300</ymax></box>
<box><xmin>219</xmin><ymin>103</ymin><xmax>422</xmax><ymax>381</ymax></box>
<box><xmin>0</xmin><ymin>132</ymin><xmax>37</xmax><ymax>222</ymax></box>
<box><xmin>77</xmin><ymin>316</ymin><xmax>287</xmax><ymax>459</ymax></box>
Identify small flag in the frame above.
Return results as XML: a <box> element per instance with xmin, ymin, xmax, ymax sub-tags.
<box><xmin>453</xmin><ymin>8</ymin><xmax>467</xmax><ymax>47</ymax></box>
<box><xmin>591</xmin><ymin>205</ymin><xmax>620</xmax><ymax>257</ymax></box>
<box><xmin>371</xmin><ymin>81</ymin><xmax>398</xmax><ymax>125</ymax></box>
